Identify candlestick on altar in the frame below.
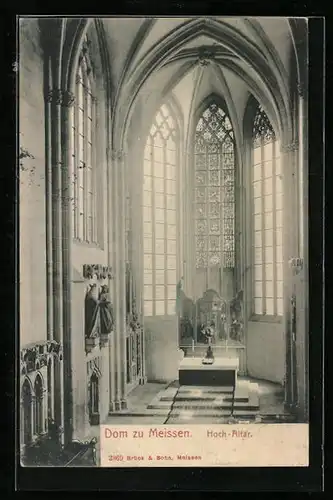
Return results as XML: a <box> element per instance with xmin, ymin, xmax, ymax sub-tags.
<box><xmin>192</xmin><ymin>338</ymin><xmax>195</xmax><ymax>353</ymax></box>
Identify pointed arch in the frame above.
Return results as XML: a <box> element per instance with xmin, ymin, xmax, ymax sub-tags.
<box><xmin>34</xmin><ymin>372</ymin><xmax>44</xmax><ymax>435</ymax></box>
<box><xmin>243</xmin><ymin>94</ymin><xmax>283</xmax><ymax>318</ymax></box>
<box><xmin>114</xmin><ymin>18</ymin><xmax>292</xmax><ymax>150</ymax></box>
<box><xmin>192</xmin><ymin>93</ymin><xmax>234</xmax><ymax>142</ymax></box>
<box><xmin>21</xmin><ymin>376</ymin><xmax>33</xmax><ymax>396</ymax></box>
<box><xmin>143</xmin><ymin>101</ymin><xmax>180</xmax><ymax>317</ymax></box>
<box><xmin>21</xmin><ymin>377</ymin><xmax>33</xmax><ymax>445</ymax></box>
<box><xmin>192</xmin><ymin>96</ymin><xmax>236</xmax><ymax>271</ymax></box>
<box><xmin>61</xmin><ymin>18</ymin><xmax>92</xmax><ymax>93</ymax></box>
<box><xmin>88</xmin><ymin>370</ymin><xmax>100</xmax><ymax>425</ymax></box>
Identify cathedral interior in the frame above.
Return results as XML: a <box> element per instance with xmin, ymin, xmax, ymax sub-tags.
<box><xmin>19</xmin><ymin>17</ymin><xmax>308</xmax><ymax>466</ymax></box>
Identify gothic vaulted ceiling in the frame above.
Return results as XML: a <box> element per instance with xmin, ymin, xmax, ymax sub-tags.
<box><xmin>98</xmin><ymin>17</ymin><xmax>305</xmax><ymax>146</ymax></box>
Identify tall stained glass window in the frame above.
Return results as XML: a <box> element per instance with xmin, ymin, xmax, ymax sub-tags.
<box><xmin>194</xmin><ymin>103</ymin><xmax>235</xmax><ymax>268</ymax></box>
<box><xmin>71</xmin><ymin>36</ymin><xmax>97</xmax><ymax>243</ymax></box>
<box><xmin>252</xmin><ymin>104</ymin><xmax>283</xmax><ymax>316</ymax></box>
<box><xmin>143</xmin><ymin>104</ymin><xmax>178</xmax><ymax>317</ymax></box>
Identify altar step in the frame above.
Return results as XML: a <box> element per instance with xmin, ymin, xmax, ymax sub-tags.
<box><xmin>166</xmin><ymin>412</ymin><xmax>258</xmax><ymax>421</ymax></box>
<box><xmin>176</xmin><ymin>386</ymin><xmax>235</xmax><ymax>393</ymax></box>
<box><xmin>166</xmin><ymin>408</ymin><xmax>259</xmax><ymax>417</ymax></box>
<box><xmin>147</xmin><ymin>382</ymin><xmax>259</xmax><ymax>416</ymax></box>
<box><xmin>161</xmin><ymin>396</ymin><xmax>249</xmax><ymax>403</ymax></box>
<box><xmin>148</xmin><ymin>400</ymin><xmax>258</xmax><ymax>410</ymax></box>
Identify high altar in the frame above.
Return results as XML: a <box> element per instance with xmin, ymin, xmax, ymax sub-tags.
<box><xmin>177</xmin><ymin>286</ymin><xmax>244</xmax><ymax>386</ymax></box>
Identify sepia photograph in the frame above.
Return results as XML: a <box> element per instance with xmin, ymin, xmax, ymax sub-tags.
<box><xmin>18</xmin><ymin>16</ymin><xmax>311</xmax><ymax>468</ymax></box>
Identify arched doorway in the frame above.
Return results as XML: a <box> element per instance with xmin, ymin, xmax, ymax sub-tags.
<box><xmin>34</xmin><ymin>373</ymin><xmax>44</xmax><ymax>435</ymax></box>
<box><xmin>88</xmin><ymin>371</ymin><xmax>100</xmax><ymax>425</ymax></box>
<box><xmin>21</xmin><ymin>378</ymin><xmax>33</xmax><ymax>446</ymax></box>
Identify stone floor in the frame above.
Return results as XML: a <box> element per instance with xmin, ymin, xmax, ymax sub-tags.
<box><xmin>103</xmin><ymin>376</ymin><xmax>289</xmax><ymax>425</ymax></box>
<box><xmin>86</xmin><ymin>377</ymin><xmax>293</xmax><ymax>466</ymax></box>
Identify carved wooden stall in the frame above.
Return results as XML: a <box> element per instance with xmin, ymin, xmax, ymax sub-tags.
<box><xmin>20</xmin><ymin>340</ymin><xmax>63</xmax><ymax>464</ymax></box>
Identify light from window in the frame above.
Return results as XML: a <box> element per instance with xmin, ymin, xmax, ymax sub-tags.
<box><xmin>143</xmin><ymin>105</ymin><xmax>178</xmax><ymax>316</ymax></box>
<box><xmin>71</xmin><ymin>37</ymin><xmax>97</xmax><ymax>243</ymax></box>
<box><xmin>252</xmin><ymin>105</ymin><xmax>283</xmax><ymax>316</ymax></box>
<box><xmin>194</xmin><ymin>103</ymin><xmax>235</xmax><ymax>269</ymax></box>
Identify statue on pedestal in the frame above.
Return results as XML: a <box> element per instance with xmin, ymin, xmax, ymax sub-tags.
<box><xmin>85</xmin><ymin>284</ymin><xmax>114</xmax><ymax>339</ymax></box>
<box><xmin>99</xmin><ymin>285</ymin><xmax>114</xmax><ymax>334</ymax></box>
<box><xmin>85</xmin><ymin>284</ymin><xmax>100</xmax><ymax>339</ymax></box>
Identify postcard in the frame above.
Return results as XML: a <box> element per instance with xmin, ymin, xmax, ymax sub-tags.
<box><xmin>18</xmin><ymin>15</ymin><xmax>312</xmax><ymax>472</ymax></box>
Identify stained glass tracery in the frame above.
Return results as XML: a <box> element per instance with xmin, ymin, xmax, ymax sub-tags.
<box><xmin>194</xmin><ymin>103</ymin><xmax>235</xmax><ymax>268</ymax></box>
<box><xmin>253</xmin><ymin>105</ymin><xmax>276</xmax><ymax>148</ymax></box>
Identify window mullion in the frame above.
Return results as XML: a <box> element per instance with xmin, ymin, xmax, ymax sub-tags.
<box><xmin>261</xmin><ymin>138</ymin><xmax>266</xmax><ymax>314</ymax></box>
<box><xmin>151</xmin><ymin>140</ymin><xmax>156</xmax><ymax>317</ymax></box>
<box><xmin>205</xmin><ymin>144</ymin><xmax>209</xmax><ymax>291</ymax></box>
<box><xmin>272</xmin><ymin>140</ymin><xmax>277</xmax><ymax>315</ymax></box>
<box><xmin>220</xmin><ymin>143</ymin><xmax>224</xmax><ymax>271</ymax></box>
<box><xmin>74</xmin><ymin>77</ymin><xmax>80</xmax><ymax>240</ymax></box>
<box><xmin>70</xmin><ymin>105</ymin><xmax>75</xmax><ymax>239</ymax></box>
<box><xmin>91</xmin><ymin>95</ymin><xmax>97</xmax><ymax>244</ymax></box>
<box><xmin>83</xmin><ymin>83</ymin><xmax>88</xmax><ymax>241</ymax></box>
<box><xmin>163</xmin><ymin>139</ymin><xmax>167</xmax><ymax>315</ymax></box>
<box><xmin>251</xmin><ymin>146</ymin><xmax>255</xmax><ymax>315</ymax></box>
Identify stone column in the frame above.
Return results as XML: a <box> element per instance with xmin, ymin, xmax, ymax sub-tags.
<box><xmin>130</xmin><ymin>138</ymin><xmax>146</xmax><ymax>384</ymax></box>
<box><xmin>47</xmin><ymin>358</ymin><xmax>55</xmax><ymax>421</ymax></box>
<box><xmin>61</xmin><ymin>88</ymin><xmax>76</xmax><ymax>445</ymax></box>
<box><xmin>281</xmin><ymin>140</ymin><xmax>299</xmax><ymax>409</ymax></box>
<box><xmin>44</xmin><ymin>57</ymin><xmax>55</xmax><ymax>427</ymax></box>
<box><xmin>107</xmin><ymin>146</ymin><xmax>117</xmax><ymax>413</ymax></box>
<box><xmin>45</xmin><ymin>57</ymin><xmax>54</xmax><ymax>346</ymax></box>
<box><xmin>296</xmin><ymin>83</ymin><xmax>309</xmax><ymax>421</ymax></box>
<box><xmin>42</xmin><ymin>387</ymin><xmax>48</xmax><ymax>434</ymax></box>
<box><xmin>118</xmin><ymin>149</ymin><xmax>128</xmax><ymax>409</ymax></box>
<box><xmin>111</xmin><ymin>149</ymin><xmax>127</xmax><ymax>410</ymax></box>
<box><xmin>48</xmin><ymin>87</ymin><xmax>65</xmax><ymax>445</ymax></box>
<box><xmin>31</xmin><ymin>395</ymin><xmax>36</xmax><ymax>439</ymax></box>
<box><xmin>112</xmin><ymin>148</ymin><xmax>121</xmax><ymax>410</ymax></box>
<box><xmin>243</xmin><ymin>140</ymin><xmax>253</xmax><ymax>362</ymax></box>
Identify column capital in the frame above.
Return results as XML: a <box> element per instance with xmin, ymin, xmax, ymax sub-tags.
<box><xmin>281</xmin><ymin>140</ymin><xmax>299</xmax><ymax>153</ymax></box>
<box><xmin>45</xmin><ymin>88</ymin><xmax>76</xmax><ymax>107</ymax></box>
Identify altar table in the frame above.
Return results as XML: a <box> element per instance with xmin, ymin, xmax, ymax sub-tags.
<box><xmin>178</xmin><ymin>357</ymin><xmax>239</xmax><ymax>387</ymax></box>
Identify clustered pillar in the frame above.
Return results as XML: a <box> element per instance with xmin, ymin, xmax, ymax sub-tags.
<box><xmin>47</xmin><ymin>85</ymin><xmax>66</xmax><ymax>445</ymax></box>
<box><xmin>109</xmin><ymin>149</ymin><xmax>128</xmax><ymax>411</ymax></box>
<box><xmin>281</xmin><ymin>139</ymin><xmax>299</xmax><ymax>409</ymax></box>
